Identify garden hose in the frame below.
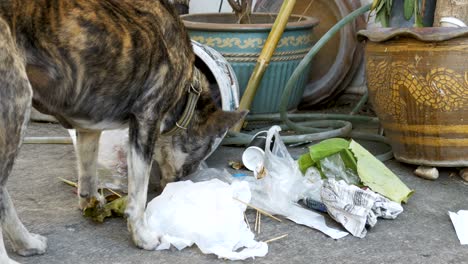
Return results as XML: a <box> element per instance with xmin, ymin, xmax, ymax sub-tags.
<box><xmin>223</xmin><ymin>3</ymin><xmax>394</xmax><ymax>162</ymax></box>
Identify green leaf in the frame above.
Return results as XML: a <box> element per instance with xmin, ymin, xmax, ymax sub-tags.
<box><xmin>308</xmin><ymin>138</ymin><xmax>350</xmax><ymax>163</ymax></box>
<box><xmin>340</xmin><ymin>149</ymin><xmax>358</xmax><ymax>172</ymax></box>
<box><xmin>349</xmin><ymin>140</ymin><xmax>414</xmax><ymax>203</ymax></box>
<box><xmin>371</xmin><ymin>0</ymin><xmax>381</xmax><ymax>11</ymax></box>
<box><xmin>385</xmin><ymin>0</ymin><xmax>392</xmax><ymax>16</ymax></box>
<box><xmin>375</xmin><ymin>0</ymin><xmax>386</xmax><ymax>14</ymax></box>
<box><xmin>298</xmin><ymin>153</ymin><xmax>315</xmax><ymax>174</ymax></box>
<box><xmin>376</xmin><ymin>10</ymin><xmax>390</xmax><ymax>27</ymax></box>
<box><xmin>404</xmin><ymin>0</ymin><xmax>415</xmax><ymax>20</ymax></box>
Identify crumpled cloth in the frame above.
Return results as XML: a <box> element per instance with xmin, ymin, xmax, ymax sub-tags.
<box><xmin>321</xmin><ymin>179</ymin><xmax>404</xmax><ymax>238</ymax></box>
<box><xmin>145</xmin><ymin>179</ymin><xmax>268</xmax><ymax>260</ymax></box>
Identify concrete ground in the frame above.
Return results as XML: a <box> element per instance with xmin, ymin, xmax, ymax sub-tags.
<box><xmin>6</xmin><ymin>121</ymin><xmax>468</xmax><ymax>264</ymax></box>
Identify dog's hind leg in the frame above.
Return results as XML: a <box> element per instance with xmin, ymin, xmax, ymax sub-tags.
<box><xmin>0</xmin><ymin>18</ymin><xmax>47</xmax><ymax>261</ymax></box>
<box><xmin>75</xmin><ymin>130</ymin><xmax>104</xmax><ymax>210</ymax></box>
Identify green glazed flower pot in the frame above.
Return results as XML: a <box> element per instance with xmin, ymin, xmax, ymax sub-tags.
<box><xmin>181</xmin><ymin>13</ymin><xmax>319</xmax><ymax>114</ymax></box>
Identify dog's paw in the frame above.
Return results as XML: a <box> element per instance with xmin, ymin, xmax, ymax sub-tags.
<box><xmin>79</xmin><ymin>193</ymin><xmax>105</xmax><ymax>210</ymax></box>
<box><xmin>128</xmin><ymin>218</ymin><xmax>161</xmax><ymax>250</ymax></box>
<box><xmin>15</xmin><ymin>233</ymin><xmax>47</xmax><ymax>257</ymax></box>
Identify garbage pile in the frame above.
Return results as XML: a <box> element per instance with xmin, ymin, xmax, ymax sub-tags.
<box><xmin>141</xmin><ymin>126</ymin><xmax>414</xmax><ymax>259</ymax></box>
<box><xmin>64</xmin><ymin>126</ymin><xmax>416</xmax><ymax>260</ymax></box>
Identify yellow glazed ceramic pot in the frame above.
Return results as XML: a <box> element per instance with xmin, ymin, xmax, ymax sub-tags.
<box><xmin>359</xmin><ymin>28</ymin><xmax>468</xmax><ymax>167</ymax></box>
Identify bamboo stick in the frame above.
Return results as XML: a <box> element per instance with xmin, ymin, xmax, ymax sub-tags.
<box><xmin>231</xmin><ymin>0</ymin><xmax>297</xmax><ymax>132</ymax></box>
<box><xmin>233</xmin><ymin>197</ymin><xmax>282</xmax><ymax>222</ymax></box>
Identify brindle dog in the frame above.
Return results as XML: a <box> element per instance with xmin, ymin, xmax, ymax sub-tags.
<box><xmin>0</xmin><ymin>0</ymin><xmax>245</xmax><ymax>262</ymax></box>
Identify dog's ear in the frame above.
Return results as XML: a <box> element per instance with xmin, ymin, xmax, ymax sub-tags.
<box><xmin>201</xmin><ymin>110</ymin><xmax>248</xmax><ymax>136</ymax></box>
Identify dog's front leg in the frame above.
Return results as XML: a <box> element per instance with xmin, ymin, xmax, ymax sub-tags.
<box><xmin>125</xmin><ymin>119</ymin><xmax>160</xmax><ymax>250</ymax></box>
<box><xmin>75</xmin><ymin>130</ymin><xmax>104</xmax><ymax>209</ymax></box>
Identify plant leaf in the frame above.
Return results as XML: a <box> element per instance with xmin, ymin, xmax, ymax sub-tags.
<box><xmin>404</xmin><ymin>0</ymin><xmax>415</xmax><ymax>20</ymax></box>
<box><xmin>349</xmin><ymin>140</ymin><xmax>414</xmax><ymax>203</ymax></box>
<box><xmin>371</xmin><ymin>0</ymin><xmax>381</xmax><ymax>11</ymax></box>
<box><xmin>83</xmin><ymin>196</ymin><xmax>128</xmax><ymax>223</ymax></box>
<box><xmin>375</xmin><ymin>0</ymin><xmax>386</xmax><ymax>14</ymax></box>
<box><xmin>308</xmin><ymin>138</ymin><xmax>350</xmax><ymax>163</ymax></box>
<box><xmin>340</xmin><ymin>149</ymin><xmax>358</xmax><ymax>172</ymax></box>
<box><xmin>385</xmin><ymin>0</ymin><xmax>392</xmax><ymax>16</ymax></box>
<box><xmin>298</xmin><ymin>153</ymin><xmax>315</xmax><ymax>174</ymax></box>
<box><xmin>376</xmin><ymin>9</ymin><xmax>390</xmax><ymax>27</ymax></box>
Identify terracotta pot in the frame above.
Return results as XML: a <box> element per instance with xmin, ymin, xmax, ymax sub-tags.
<box><xmin>359</xmin><ymin>28</ymin><xmax>468</xmax><ymax>167</ymax></box>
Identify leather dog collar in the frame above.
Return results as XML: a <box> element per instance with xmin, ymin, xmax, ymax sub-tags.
<box><xmin>162</xmin><ymin>68</ymin><xmax>202</xmax><ymax>137</ymax></box>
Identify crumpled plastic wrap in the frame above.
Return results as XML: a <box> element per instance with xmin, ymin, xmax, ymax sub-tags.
<box><xmin>321</xmin><ymin>179</ymin><xmax>404</xmax><ymax>238</ymax></box>
<box><xmin>145</xmin><ymin>179</ymin><xmax>268</xmax><ymax>260</ymax></box>
<box><xmin>247</xmin><ymin>126</ymin><xmax>348</xmax><ymax>239</ymax></box>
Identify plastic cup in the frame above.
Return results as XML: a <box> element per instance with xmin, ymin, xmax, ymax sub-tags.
<box><xmin>242</xmin><ymin>131</ymin><xmax>271</xmax><ymax>171</ymax></box>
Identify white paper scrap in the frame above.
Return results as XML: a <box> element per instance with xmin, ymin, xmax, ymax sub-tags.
<box><xmin>449</xmin><ymin>210</ymin><xmax>468</xmax><ymax>245</ymax></box>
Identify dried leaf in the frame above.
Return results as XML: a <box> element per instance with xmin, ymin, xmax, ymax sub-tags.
<box><xmin>83</xmin><ymin>196</ymin><xmax>128</xmax><ymax>223</ymax></box>
<box><xmin>229</xmin><ymin>161</ymin><xmax>245</xmax><ymax>170</ymax></box>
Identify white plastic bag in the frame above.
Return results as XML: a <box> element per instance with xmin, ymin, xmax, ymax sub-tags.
<box><xmin>248</xmin><ymin>126</ymin><xmax>348</xmax><ymax>239</ymax></box>
<box><xmin>145</xmin><ymin>179</ymin><xmax>268</xmax><ymax>260</ymax></box>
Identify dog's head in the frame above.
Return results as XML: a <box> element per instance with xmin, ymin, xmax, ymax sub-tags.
<box><xmin>154</xmin><ymin>69</ymin><xmax>246</xmax><ymax>186</ymax></box>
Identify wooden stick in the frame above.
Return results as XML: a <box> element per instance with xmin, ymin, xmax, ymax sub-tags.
<box><xmin>264</xmin><ymin>234</ymin><xmax>288</xmax><ymax>243</ymax></box>
<box><xmin>233</xmin><ymin>197</ymin><xmax>282</xmax><ymax>222</ymax></box>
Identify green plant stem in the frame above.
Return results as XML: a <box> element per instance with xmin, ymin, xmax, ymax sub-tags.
<box><xmin>279</xmin><ymin>4</ymin><xmax>372</xmax><ymax>134</ymax></box>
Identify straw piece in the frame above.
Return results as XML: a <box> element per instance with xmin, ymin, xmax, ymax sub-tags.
<box><xmin>264</xmin><ymin>234</ymin><xmax>288</xmax><ymax>243</ymax></box>
<box><xmin>106</xmin><ymin>188</ymin><xmax>122</xmax><ymax>198</ymax></box>
<box><xmin>257</xmin><ymin>213</ymin><xmax>262</xmax><ymax>234</ymax></box>
<box><xmin>297</xmin><ymin>0</ymin><xmax>314</xmax><ymax>21</ymax></box>
<box><xmin>244</xmin><ymin>213</ymin><xmax>251</xmax><ymax>231</ymax></box>
<box><xmin>233</xmin><ymin>197</ymin><xmax>282</xmax><ymax>222</ymax></box>
<box><xmin>254</xmin><ymin>211</ymin><xmax>259</xmax><ymax>232</ymax></box>
<box><xmin>58</xmin><ymin>177</ymin><xmax>78</xmax><ymax>188</ymax></box>
<box><xmin>24</xmin><ymin>136</ymin><xmax>73</xmax><ymax>144</ymax></box>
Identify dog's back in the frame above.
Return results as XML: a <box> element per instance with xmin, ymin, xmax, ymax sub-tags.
<box><xmin>1</xmin><ymin>0</ymin><xmax>195</xmax><ymax>129</ymax></box>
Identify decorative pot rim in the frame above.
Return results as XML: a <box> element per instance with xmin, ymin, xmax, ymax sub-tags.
<box><xmin>181</xmin><ymin>12</ymin><xmax>319</xmax><ymax>32</ymax></box>
<box><xmin>357</xmin><ymin>27</ymin><xmax>468</xmax><ymax>42</ymax></box>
